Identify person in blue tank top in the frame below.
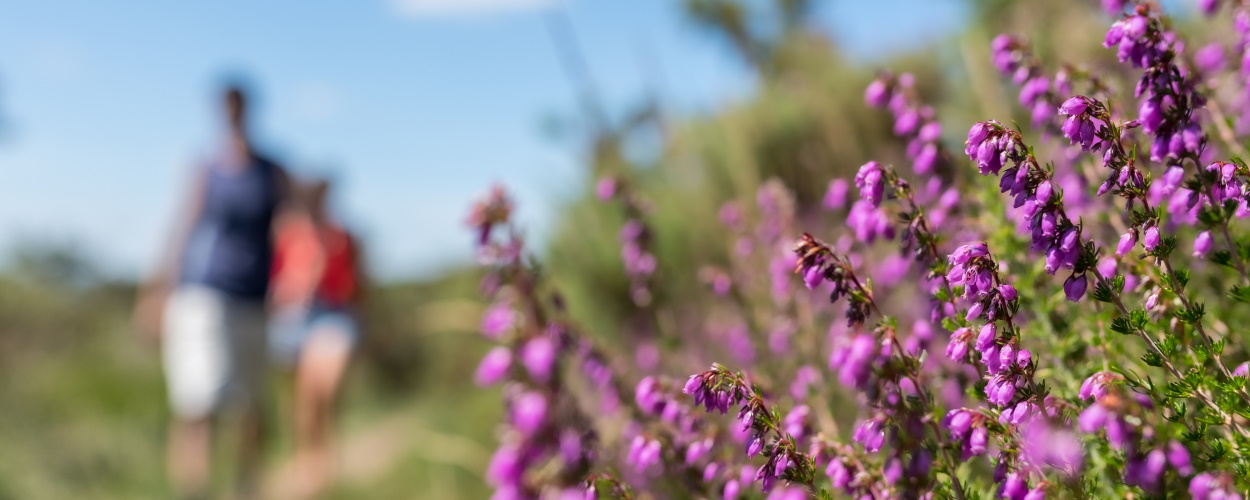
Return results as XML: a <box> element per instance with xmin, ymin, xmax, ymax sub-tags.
<box><xmin>135</xmin><ymin>82</ymin><xmax>291</xmax><ymax>500</ymax></box>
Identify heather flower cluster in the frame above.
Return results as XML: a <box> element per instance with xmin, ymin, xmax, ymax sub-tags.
<box><xmin>990</xmin><ymin>35</ymin><xmax>1071</xmax><ymax>127</ymax></box>
<box><xmin>865</xmin><ymin>72</ymin><xmax>947</xmax><ymax>176</ymax></box>
<box><xmin>964</xmin><ymin>120</ymin><xmax>1092</xmax><ymax>301</ymax></box>
<box><xmin>597</xmin><ymin>176</ymin><xmax>658</xmax><ymax>307</ymax></box>
<box><xmin>467</xmin><ymin>4</ymin><xmax>1250</xmax><ymax>499</ymax></box>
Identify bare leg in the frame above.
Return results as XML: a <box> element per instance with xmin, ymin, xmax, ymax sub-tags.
<box><xmin>169</xmin><ymin>418</ymin><xmax>212</xmax><ymax>500</ymax></box>
<box><xmin>234</xmin><ymin>404</ymin><xmax>266</xmax><ymax>500</ymax></box>
<box><xmin>294</xmin><ymin>328</ymin><xmax>351</xmax><ymax>497</ymax></box>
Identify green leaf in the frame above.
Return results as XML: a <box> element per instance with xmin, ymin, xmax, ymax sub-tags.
<box><xmin>1212</xmin><ymin>250</ymin><xmax>1235</xmax><ymax>268</ymax></box>
<box><xmin>1176</xmin><ymin>302</ymin><xmax>1205</xmax><ymax>324</ymax></box>
<box><xmin>1159</xmin><ymin>333</ymin><xmax>1180</xmax><ymax>358</ymax></box>
<box><xmin>1130</xmin><ymin>309</ymin><xmax>1150</xmax><ymax>331</ymax></box>
<box><xmin>1228</xmin><ymin>285</ymin><xmax>1250</xmax><ymax>303</ymax></box>
<box><xmin>1091</xmin><ymin>279</ymin><xmax>1113</xmax><ymax>303</ymax></box>
<box><xmin>1110</xmin><ymin>317</ymin><xmax>1133</xmax><ymax>335</ymax></box>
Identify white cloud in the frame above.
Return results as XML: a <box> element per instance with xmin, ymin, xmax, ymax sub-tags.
<box><xmin>390</xmin><ymin>0</ymin><xmax>556</xmax><ymax>17</ymax></box>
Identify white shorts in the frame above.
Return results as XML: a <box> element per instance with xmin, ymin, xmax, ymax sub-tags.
<box><xmin>162</xmin><ymin>285</ymin><xmax>268</xmax><ymax>419</ymax></box>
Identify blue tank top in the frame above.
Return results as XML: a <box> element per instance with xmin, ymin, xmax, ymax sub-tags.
<box><xmin>180</xmin><ymin>152</ymin><xmax>281</xmax><ymax>300</ymax></box>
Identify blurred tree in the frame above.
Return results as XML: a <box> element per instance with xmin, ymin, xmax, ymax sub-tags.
<box><xmin>683</xmin><ymin>0</ymin><xmax>820</xmax><ymax>75</ymax></box>
<box><xmin>8</xmin><ymin>239</ymin><xmax>101</xmax><ymax>290</ymax></box>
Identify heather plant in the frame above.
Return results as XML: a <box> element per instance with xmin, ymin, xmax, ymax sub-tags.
<box><xmin>470</xmin><ymin>2</ymin><xmax>1250</xmax><ymax>499</ymax></box>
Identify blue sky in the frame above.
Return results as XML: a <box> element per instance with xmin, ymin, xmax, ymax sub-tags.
<box><xmin>0</xmin><ymin>0</ymin><xmax>970</xmax><ymax>280</ymax></box>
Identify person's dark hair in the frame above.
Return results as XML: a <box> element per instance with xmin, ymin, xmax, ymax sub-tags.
<box><xmin>216</xmin><ymin>73</ymin><xmax>255</xmax><ymax>132</ymax></box>
<box><xmin>224</xmin><ymin>86</ymin><xmax>246</xmax><ymax>111</ymax></box>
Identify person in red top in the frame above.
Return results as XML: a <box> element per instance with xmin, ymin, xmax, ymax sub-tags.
<box><xmin>268</xmin><ymin>177</ymin><xmax>363</xmax><ymax>497</ymax></box>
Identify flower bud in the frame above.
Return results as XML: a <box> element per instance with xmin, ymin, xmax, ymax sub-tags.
<box><xmin>1063</xmin><ymin>273</ymin><xmax>1088</xmax><ymax>302</ymax></box>
<box><xmin>1116</xmin><ymin>231</ymin><xmax>1137</xmax><ymax>256</ymax></box>
<box><xmin>1143</xmin><ymin>226</ymin><xmax>1161</xmax><ymax>252</ymax></box>
<box><xmin>475</xmin><ymin>347</ymin><xmax>513</xmax><ymax>386</ymax></box>
<box><xmin>1193</xmin><ymin>231</ymin><xmax>1213</xmax><ymax>258</ymax></box>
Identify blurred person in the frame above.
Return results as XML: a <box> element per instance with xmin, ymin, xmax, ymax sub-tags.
<box><xmin>134</xmin><ymin>81</ymin><xmax>290</xmax><ymax>499</ymax></box>
<box><xmin>267</xmin><ymin>177</ymin><xmax>364</xmax><ymax>497</ymax></box>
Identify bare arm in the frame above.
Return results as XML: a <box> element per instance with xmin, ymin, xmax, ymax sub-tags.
<box><xmin>133</xmin><ymin>164</ymin><xmax>208</xmax><ymax>339</ymax></box>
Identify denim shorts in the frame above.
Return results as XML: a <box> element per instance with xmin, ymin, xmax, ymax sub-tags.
<box><xmin>268</xmin><ymin>302</ymin><xmax>359</xmax><ymax>366</ymax></box>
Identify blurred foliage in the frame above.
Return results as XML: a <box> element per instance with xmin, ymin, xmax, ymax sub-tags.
<box><xmin>0</xmin><ymin>240</ymin><xmax>499</xmax><ymax>499</ymax></box>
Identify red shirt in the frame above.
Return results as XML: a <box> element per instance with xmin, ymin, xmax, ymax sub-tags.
<box><xmin>271</xmin><ymin>216</ymin><xmax>358</xmax><ymax>308</ymax></box>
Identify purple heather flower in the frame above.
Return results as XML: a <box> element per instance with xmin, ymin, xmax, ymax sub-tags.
<box><xmin>991</xmin><ymin>34</ymin><xmax>1017</xmax><ymax>73</ymax></box>
<box><xmin>486</xmin><ymin>443</ymin><xmax>526</xmax><ymax>486</ymax></box>
<box><xmin>703</xmin><ymin>462</ymin><xmax>721</xmax><ymax>483</ymax></box>
<box><xmin>1194</xmin><ymin>231</ymin><xmax>1214</xmax><ymax>257</ymax></box>
<box><xmin>919</xmin><ymin>121</ymin><xmax>942</xmax><ymax>141</ymax></box>
<box><xmin>636</xmin><ymin>376</ymin><xmax>663</xmax><ymax>413</ymax></box>
<box><xmin>789</xmin><ymin>365</ymin><xmax>820</xmax><ymax>399</ymax></box>
<box><xmin>835</xmin><ymin>334</ymin><xmax>880</xmax><ymax>389</ymax></box>
<box><xmin>976</xmin><ymin>324</ymin><xmax>997</xmax><ymax>352</ymax></box>
<box><xmin>631</xmin><ymin>437</ymin><xmax>662</xmax><ymax>473</ymax></box>
<box><xmin>1116</xmin><ymin>231</ymin><xmax>1138</xmax><ymax>256</ymax></box>
<box><xmin>854</xmin><ymin>161</ymin><xmax>886</xmax><ymax>206</ymax></box>
<box><xmin>1145</xmin><ymin>292</ymin><xmax>1160</xmax><ymax>310</ymax></box>
<box><xmin>765</xmin><ymin>487</ymin><xmax>806</xmax><ymax>500</ymax></box>
<box><xmin>1236</xmin><ymin>362</ymin><xmax>1250</xmax><ymax>377</ymax></box>
<box><xmin>1139</xmin><ymin>98</ymin><xmax>1163</xmax><ymax>134</ymax></box>
<box><xmin>594</xmin><ymin>177</ymin><xmax>617</xmax><ymax>200</ymax></box>
<box><xmin>969</xmin><ymin>426</ymin><xmax>989</xmax><ymax>455</ymax></box>
<box><xmin>945</xmin><ymin>409</ymin><xmax>974</xmax><ymax>438</ymax></box>
<box><xmin>1059</xmin><ymin>96</ymin><xmax>1089</xmax><ymax>116</ymax></box>
<box><xmin>827</xmin><ymin>459</ymin><xmax>851</xmax><ymax>490</ymax></box>
<box><xmin>1080</xmin><ymin>372</ymin><xmax>1121</xmax><ymax>400</ymax></box>
<box><xmin>824</xmin><ymin>178</ymin><xmax>849</xmax><ymax>210</ymax></box>
<box><xmin>1199</xmin><ymin>0</ymin><xmax>1220</xmax><ymax>15</ymax></box>
<box><xmin>895</xmin><ymin>109</ymin><xmax>920</xmax><ymax>135</ymax></box>
<box><xmin>999</xmin><ymin>284</ymin><xmax>1018</xmax><ymax>301</ymax></box>
<box><xmin>1078</xmin><ymin>403</ymin><xmax>1108</xmax><ymax>433</ymax></box>
<box><xmin>1196</xmin><ymin>43</ymin><xmax>1227</xmax><ymax>75</ymax></box>
<box><xmin>1101</xmin><ymin>0</ymin><xmax>1126</xmax><ymax>14</ymax></box>
<box><xmin>883</xmin><ymin>458</ymin><xmax>903</xmax><ymax>484</ymax></box>
<box><xmin>1190</xmin><ymin>472</ymin><xmax>1241</xmax><ymax>500</ymax></box>
<box><xmin>1168</xmin><ymin>440</ymin><xmax>1193</xmax><ymax>476</ymax></box>
<box><xmin>768</xmin><ymin>320</ymin><xmax>795</xmax><ymax>354</ymax></box>
<box><xmin>914</xmin><ymin>142</ymin><xmax>939</xmax><ymax>174</ymax></box>
<box><xmin>511</xmin><ymin>391</ymin><xmax>548</xmax><ymax>435</ymax></box>
<box><xmin>783</xmin><ymin>405</ymin><xmax>811</xmax><ymax>440</ymax></box>
<box><xmin>946</xmin><ymin>328</ymin><xmax>972</xmax><ymax>361</ymax></box>
<box><xmin>853</xmin><ymin>417</ymin><xmax>887</xmax><ymax>453</ymax></box>
<box><xmin>865</xmin><ymin>78</ymin><xmax>890</xmax><ymax>108</ymax></box>
<box><xmin>1143</xmin><ymin>226</ymin><xmax>1161</xmax><ymax>252</ymax></box>
<box><xmin>1019</xmin><ymin>76</ymin><xmax>1049</xmax><ymax>108</ymax></box>
<box><xmin>481</xmin><ymin>303</ymin><xmax>515</xmax><ymax>339</ymax></box>
<box><xmin>719</xmin><ymin>201</ymin><xmax>743</xmax><ymax>228</ymax></box>
<box><xmin>965</xmin><ymin>301</ymin><xmax>984</xmax><ymax>321</ymax></box>
<box><xmin>520</xmin><ymin>336</ymin><xmax>556</xmax><ymax>383</ymax></box>
<box><xmin>745</xmin><ymin>433</ymin><xmax>764</xmax><ymax>458</ymax></box>
<box><xmin>847</xmin><ymin>200</ymin><xmax>895</xmax><ymax>243</ymax></box>
<box><xmin>1001</xmin><ymin>473</ymin><xmax>1028</xmax><ymax>500</ymax></box>
<box><xmin>685</xmin><ymin>438</ymin><xmax>713</xmax><ymax>465</ymax></box>
<box><xmin>1035</xmin><ymin>180</ymin><xmax>1052</xmax><ymax>203</ymax></box>
<box><xmin>1063</xmin><ymin>273</ymin><xmax>1088</xmax><ymax>302</ymax></box>
<box><xmin>475</xmin><ymin>346</ymin><xmax>513</xmax><ymax>386</ymax></box>
<box><xmin>1058</xmin><ymin>96</ymin><xmax>1104</xmax><ymax>151</ymax></box>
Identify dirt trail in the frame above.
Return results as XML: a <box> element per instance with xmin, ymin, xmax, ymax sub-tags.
<box><xmin>262</xmin><ymin>409</ymin><xmax>489</xmax><ymax>499</ymax></box>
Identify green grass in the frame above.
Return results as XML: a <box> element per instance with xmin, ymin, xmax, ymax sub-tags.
<box><xmin>0</xmin><ymin>266</ymin><xmax>499</xmax><ymax>499</ymax></box>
